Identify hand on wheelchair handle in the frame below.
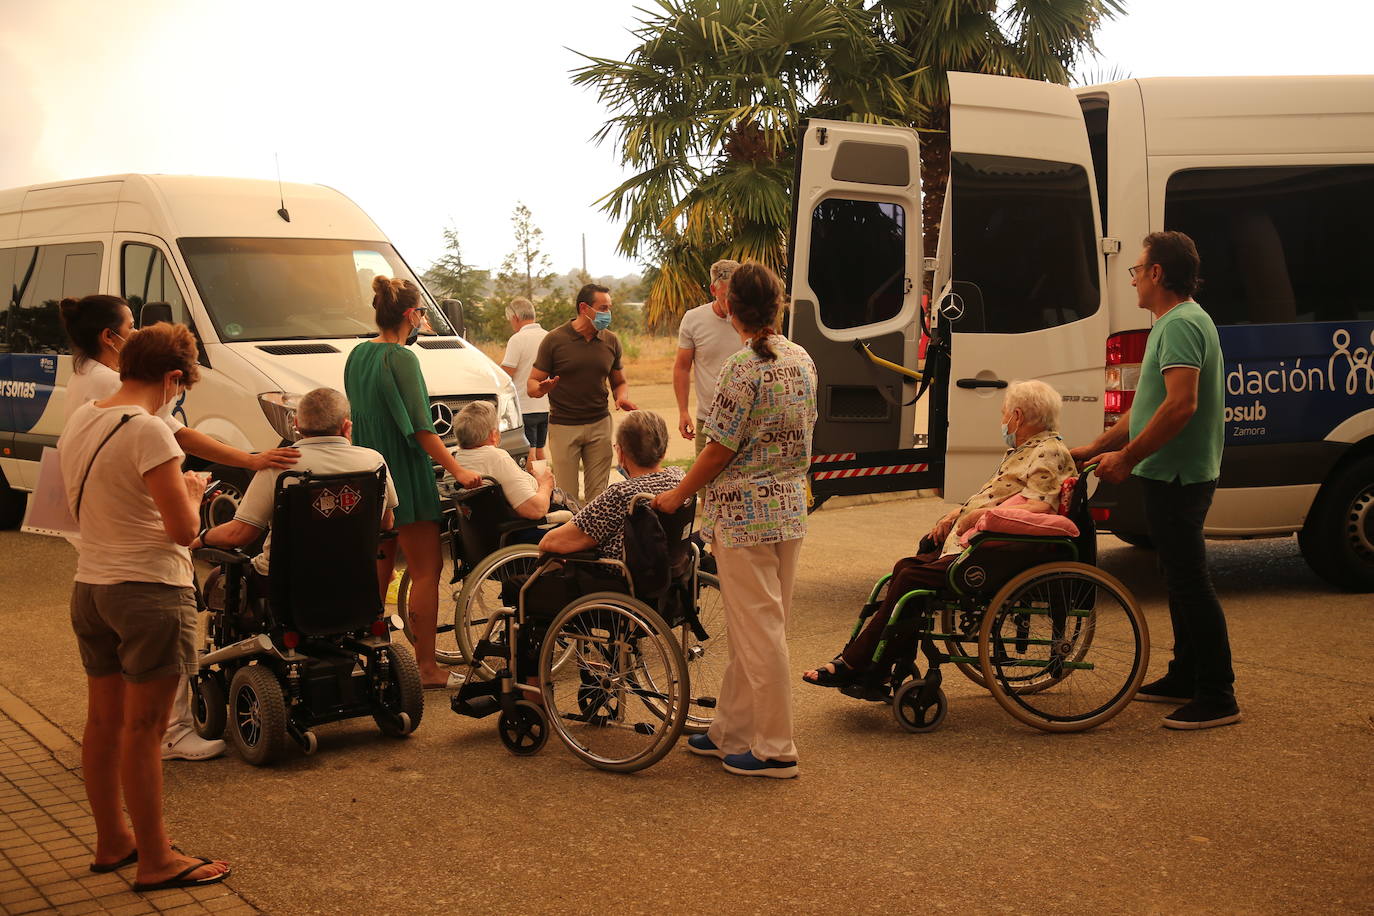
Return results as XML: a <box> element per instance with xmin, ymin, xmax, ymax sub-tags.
<box><xmin>651</xmin><ymin>488</ymin><xmax>686</xmax><ymax>514</ymax></box>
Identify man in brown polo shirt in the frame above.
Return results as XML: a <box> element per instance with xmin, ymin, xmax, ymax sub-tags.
<box><xmin>528</xmin><ymin>283</ymin><xmax>637</xmax><ymax>503</ymax></box>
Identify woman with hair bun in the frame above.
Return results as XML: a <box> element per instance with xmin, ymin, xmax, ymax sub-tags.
<box><xmin>58</xmin><ymin>295</ymin><xmax>299</xmax><ymax>763</ymax></box>
<box><xmin>345</xmin><ymin>276</ymin><xmax>481</xmax><ymax>689</ymax></box>
<box><xmin>653</xmin><ymin>262</ymin><xmax>817</xmax><ymax>779</ymax></box>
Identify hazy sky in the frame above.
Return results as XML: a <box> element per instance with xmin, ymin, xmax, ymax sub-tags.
<box><xmin>2</xmin><ymin>0</ymin><xmax>1370</xmax><ymax>279</ymax></box>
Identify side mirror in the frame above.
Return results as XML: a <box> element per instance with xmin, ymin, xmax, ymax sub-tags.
<box><xmin>440</xmin><ymin>299</ymin><xmax>465</xmax><ymax>338</ymax></box>
<box><xmin>138</xmin><ymin>302</ymin><xmax>174</xmax><ymax>328</ymax></box>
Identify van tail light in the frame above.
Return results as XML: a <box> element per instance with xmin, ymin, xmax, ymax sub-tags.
<box><xmin>1103</xmin><ymin>330</ymin><xmax>1149</xmax><ymax>431</ymax></box>
<box><xmin>1091</xmin><ymin>507</ymin><xmax>1111</xmax><ymax>523</ymax></box>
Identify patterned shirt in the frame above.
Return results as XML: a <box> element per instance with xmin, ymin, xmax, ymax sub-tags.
<box><xmin>701</xmin><ymin>336</ymin><xmax>818</xmax><ymax>548</ymax></box>
<box><xmin>572</xmin><ymin>467</ymin><xmax>685</xmax><ymax>561</ymax></box>
<box><xmin>940</xmin><ymin>430</ymin><xmax>1077</xmax><ymax>556</ymax></box>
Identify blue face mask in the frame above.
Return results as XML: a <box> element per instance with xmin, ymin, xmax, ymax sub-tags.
<box><xmin>591</xmin><ymin>309</ymin><xmax>612</xmax><ymax>331</ymax></box>
<box><xmin>1001</xmin><ymin>422</ymin><xmax>1017</xmax><ymax>448</ymax></box>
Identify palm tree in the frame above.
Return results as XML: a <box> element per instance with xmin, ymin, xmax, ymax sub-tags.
<box><xmin>574</xmin><ymin>0</ymin><xmax>1123</xmax><ymax>326</ymax></box>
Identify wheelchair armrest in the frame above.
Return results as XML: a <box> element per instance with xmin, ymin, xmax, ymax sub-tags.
<box><xmin>540</xmin><ymin>550</ymin><xmax>600</xmax><ymax>563</ymax></box>
<box><xmin>379</xmin><ymin>529</ymin><xmax>399</xmax><ymax>542</ymax></box>
<box><xmin>543</xmin><ymin>509</ymin><xmax>573</xmax><ymax>525</ymax></box>
<box><xmin>966</xmin><ymin>531</ymin><xmax>1075</xmax><ymax>549</ymax></box>
<box><xmin>194</xmin><ymin>546</ymin><xmax>252</xmax><ymax>566</ymax></box>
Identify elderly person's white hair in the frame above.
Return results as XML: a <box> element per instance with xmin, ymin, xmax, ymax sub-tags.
<box><xmin>1004</xmin><ymin>379</ymin><xmax>1062</xmax><ymax>431</ymax></box>
<box><xmin>455</xmin><ymin>400</ymin><xmax>499</xmax><ymax>450</ymax></box>
<box><xmin>294</xmin><ymin>388</ymin><xmax>350</xmax><ymax>437</ymax></box>
<box><xmin>709</xmin><ymin>259</ymin><xmax>740</xmax><ymax>288</ymax></box>
<box><xmin>505</xmin><ymin>297</ymin><xmax>535</xmax><ymax>322</ymax></box>
<box><xmin>616</xmin><ymin>411</ymin><xmax>669</xmax><ymax>468</ymax></box>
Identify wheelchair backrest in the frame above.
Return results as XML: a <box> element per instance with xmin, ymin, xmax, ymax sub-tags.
<box><xmin>1063</xmin><ymin>473</ymin><xmax>1098</xmax><ymax>567</ymax></box>
<box><xmin>625</xmin><ymin>493</ymin><xmax>696</xmax><ymax>601</ymax></box>
<box><xmin>452</xmin><ymin>479</ymin><xmax>519</xmax><ymax>561</ymax></box>
<box><xmin>267</xmin><ymin>468</ymin><xmax>386</xmax><ymax>637</ymax></box>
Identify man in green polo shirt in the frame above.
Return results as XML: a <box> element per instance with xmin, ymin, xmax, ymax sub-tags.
<box><xmin>527</xmin><ymin>283</ymin><xmax>637</xmax><ymax>503</ymax></box>
<box><xmin>1073</xmin><ymin>230</ymin><xmax>1239</xmax><ymax>730</ymax></box>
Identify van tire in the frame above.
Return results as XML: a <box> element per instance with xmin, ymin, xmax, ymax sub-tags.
<box><xmin>1112</xmin><ymin>530</ymin><xmax>1154</xmax><ymax>549</ymax></box>
<box><xmin>0</xmin><ymin>473</ymin><xmax>27</xmax><ymax>530</ymax></box>
<box><xmin>201</xmin><ymin>465</ymin><xmax>253</xmax><ymax>530</ymax></box>
<box><xmin>1299</xmin><ymin>454</ymin><xmax>1374</xmax><ymax>592</ymax></box>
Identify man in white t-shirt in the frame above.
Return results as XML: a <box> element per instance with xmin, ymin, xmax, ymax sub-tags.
<box><xmin>674</xmin><ymin>259</ymin><xmax>742</xmax><ymax>456</ymax></box>
<box><xmin>193</xmin><ymin>389</ymin><xmax>398</xmax><ymax>576</ymax></box>
<box><xmin>451</xmin><ymin>401</ymin><xmax>556</xmax><ymax>529</ymax></box>
<box><xmin>500</xmin><ymin>298</ymin><xmax>550</xmax><ymax>460</ymax></box>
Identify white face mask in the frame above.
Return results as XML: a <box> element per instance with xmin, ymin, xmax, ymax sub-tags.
<box><xmin>157</xmin><ymin>378</ymin><xmax>183</xmax><ymax>419</ymax></box>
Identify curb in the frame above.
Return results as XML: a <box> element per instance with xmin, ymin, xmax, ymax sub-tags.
<box><xmin>820</xmin><ymin>488</ymin><xmax>940</xmax><ymax>511</ymax></box>
<box><xmin>0</xmin><ymin>683</ymin><xmax>83</xmax><ymax>770</ymax></box>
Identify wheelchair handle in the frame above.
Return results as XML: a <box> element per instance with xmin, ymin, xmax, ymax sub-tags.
<box><xmin>1082</xmin><ymin>462</ymin><xmax>1100</xmax><ymax>474</ymax></box>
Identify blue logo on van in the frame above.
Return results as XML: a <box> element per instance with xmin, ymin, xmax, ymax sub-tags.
<box><xmin>0</xmin><ymin>354</ymin><xmax>58</xmax><ymax>433</ymax></box>
<box><xmin>1220</xmin><ymin>321</ymin><xmax>1374</xmax><ymax>444</ymax></box>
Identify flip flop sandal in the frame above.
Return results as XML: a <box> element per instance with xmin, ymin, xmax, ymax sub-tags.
<box><xmin>89</xmin><ymin>848</ymin><xmax>137</xmax><ymax>874</ymax></box>
<box><xmin>802</xmin><ymin>657</ymin><xmax>860</xmax><ymax>688</ymax></box>
<box><xmin>133</xmin><ymin>857</ymin><xmax>231</xmax><ymax>893</ymax></box>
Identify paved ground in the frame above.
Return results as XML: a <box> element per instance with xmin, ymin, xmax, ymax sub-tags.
<box><xmin>1</xmin><ymin>496</ymin><xmax>1371</xmax><ymax>914</ymax></box>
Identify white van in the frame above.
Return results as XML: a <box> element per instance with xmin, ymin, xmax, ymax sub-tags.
<box><xmin>788</xmin><ymin>73</ymin><xmax>1374</xmax><ymax>590</ymax></box>
<box><xmin>0</xmin><ymin>174</ymin><xmax>525</xmax><ymax>527</ymax></box>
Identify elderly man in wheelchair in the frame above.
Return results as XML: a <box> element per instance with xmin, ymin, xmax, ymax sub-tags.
<box><xmin>450</xmin><ymin>410</ymin><xmax>727</xmax><ymax>771</ymax></box>
<box><xmin>188</xmin><ymin>388</ymin><xmax>424</xmax><ymax>764</ymax></box>
<box><xmin>804</xmin><ymin>379</ymin><xmax>1149</xmax><ymax>733</ymax></box>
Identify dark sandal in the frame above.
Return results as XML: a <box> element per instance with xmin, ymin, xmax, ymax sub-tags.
<box><xmin>133</xmin><ymin>857</ymin><xmax>231</xmax><ymax>893</ymax></box>
<box><xmin>89</xmin><ymin>848</ymin><xmax>137</xmax><ymax>873</ymax></box>
<box><xmin>802</xmin><ymin>657</ymin><xmax>860</xmax><ymax>688</ymax></box>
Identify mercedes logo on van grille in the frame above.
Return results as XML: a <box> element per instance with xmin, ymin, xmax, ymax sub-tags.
<box><xmin>431</xmin><ymin>401</ymin><xmax>454</xmax><ymax>437</ymax></box>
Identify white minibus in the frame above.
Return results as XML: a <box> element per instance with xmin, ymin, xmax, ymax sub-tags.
<box><xmin>0</xmin><ymin>174</ymin><xmax>525</xmax><ymax>528</ymax></box>
<box><xmin>788</xmin><ymin>73</ymin><xmax>1374</xmax><ymax>590</ymax></box>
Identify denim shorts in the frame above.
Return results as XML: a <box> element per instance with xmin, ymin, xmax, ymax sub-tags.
<box><xmin>523</xmin><ymin>412</ymin><xmax>549</xmax><ymax>448</ymax></box>
<box><xmin>70</xmin><ymin>582</ymin><xmax>197</xmax><ymax>683</ymax></box>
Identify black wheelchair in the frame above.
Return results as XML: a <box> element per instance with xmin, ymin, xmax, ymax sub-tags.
<box><xmin>190</xmin><ymin>469</ymin><xmax>424</xmax><ymax>765</ymax></box>
<box><xmin>451</xmin><ymin>494</ymin><xmax>723</xmax><ymax>772</ymax></box>
<box><xmin>836</xmin><ymin>471</ymin><xmax>1150</xmax><ymax>734</ymax></box>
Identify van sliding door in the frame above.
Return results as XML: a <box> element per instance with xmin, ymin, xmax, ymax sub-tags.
<box><xmin>787</xmin><ymin>119</ymin><xmax>934</xmax><ymax>504</ymax></box>
<box><xmin>939</xmin><ymin>73</ymin><xmax>1110</xmax><ymax>501</ymax></box>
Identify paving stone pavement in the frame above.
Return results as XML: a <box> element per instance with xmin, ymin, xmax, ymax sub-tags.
<box><xmin>0</xmin><ymin>708</ymin><xmax>260</xmax><ymax>915</ymax></box>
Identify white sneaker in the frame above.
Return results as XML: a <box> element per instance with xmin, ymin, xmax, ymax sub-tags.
<box><xmin>162</xmin><ymin>726</ymin><xmax>226</xmax><ymax>761</ymax></box>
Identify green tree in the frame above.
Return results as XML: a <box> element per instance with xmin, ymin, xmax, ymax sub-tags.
<box><xmin>421</xmin><ymin>225</ymin><xmax>489</xmax><ymax>306</ymax></box>
<box><xmin>499</xmin><ymin>203</ymin><xmax>558</xmax><ymax>301</ymax></box>
<box><xmin>574</xmin><ymin>0</ymin><xmax>1122</xmax><ymax>326</ymax></box>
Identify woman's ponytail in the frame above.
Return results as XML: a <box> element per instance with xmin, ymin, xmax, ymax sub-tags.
<box><xmin>727</xmin><ymin>263</ymin><xmax>784</xmax><ymax>362</ymax></box>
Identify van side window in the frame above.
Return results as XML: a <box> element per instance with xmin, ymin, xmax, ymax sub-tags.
<box><xmin>949</xmin><ymin>152</ymin><xmax>1100</xmax><ymax>334</ymax></box>
<box><xmin>122</xmin><ymin>243</ymin><xmax>188</xmax><ymax>323</ymax></box>
<box><xmin>9</xmin><ymin>242</ymin><xmax>103</xmax><ymax>355</ymax></box>
<box><xmin>0</xmin><ymin>247</ymin><xmax>22</xmax><ymax>352</ymax></box>
<box><xmin>808</xmin><ymin>198</ymin><xmax>906</xmax><ymax>331</ymax></box>
<box><xmin>1165</xmin><ymin>165</ymin><xmax>1374</xmax><ymax>324</ymax></box>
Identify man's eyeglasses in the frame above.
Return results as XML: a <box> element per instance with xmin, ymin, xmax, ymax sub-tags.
<box><xmin>1128</xmin><ymin>263</ymin><xmax>1151</xmax><ymax>279</ymax></box>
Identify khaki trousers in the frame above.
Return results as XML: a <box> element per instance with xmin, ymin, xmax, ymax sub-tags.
<box><xmin>548</xmin><ymin>415</ymin><xmax>614</xmax><ymax>504</ymax></box>
<box><xmin>693</xmin><ymin>417</ymin><xmax>708</xmax><ymax>458</ymax></box>
<box><xmin>707</xmin><ymin>530</ymin><xmax>803</xmax><ymax>763</ymax></box>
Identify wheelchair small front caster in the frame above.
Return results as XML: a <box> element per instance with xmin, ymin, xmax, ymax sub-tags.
<box><xmin>892</xmin><ymin>679</ymin><xmax>947</xmax><ymax>734</ymax></box>
<box><xmin>498</xmin><ymin>701</ymin><xmax>548</xmax><ymax>756</ymax></box>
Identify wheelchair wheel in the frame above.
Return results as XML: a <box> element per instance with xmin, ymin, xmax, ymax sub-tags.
<box><xmin>498</xmin><ymin>701</ymin><xmax>549</xmax><ymax>756</ymax></box>
<box><xmin>682</xmin><ymin>571</ymin><xmax>727</xmax><ymax>734</ymax></box>
<box><xmin>456</xmin><ymin>544</ymin><xmax>546</xmax><ymax>679</ymax></box>
<box><xmin>372</xmin><ymin>643</ymin><xmax>424</xmax><ymax>737</ymax></box>
<box><xmin>978</xmin><ymin>562</ymin><xmax>1149</xmax><ymax>733</ymax></box>
<box><xmin>228</xmin><ymin>664</ymin><xmax>290</xmax><ymax>766</ymax></box>
<box><xmin>892</xmin><ymin>678</ymin><xmax>947</xmax><ymax>733</ymax></box>
<box><xmin>190</xmin><ymin>671</ymin><xmax>226</xmax><ymax>740</ymax></box>
<box><xmin>539</xmin><ymin>592</ymin><xmax>689</xmax><ymax>772</ymax></box>
<box><xmin>396</xmin><ymin>531</ymin><xmax>464</xmax><ymax>667</ymax></box>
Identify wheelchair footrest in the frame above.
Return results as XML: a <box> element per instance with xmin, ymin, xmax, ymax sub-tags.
<box><xmin>840</xmin><ymin>682</ymin><xmax>891</xmax><ymax>703</ymax></box>
<box><xmin>452</xmin><ymin>694</ymin><xmax>501</xmax><ymax>719</ymax></box>
<box><xmin>474</xmin><ymin>640</ymin><xmax>509</xmax><ymax>660</ymax></box>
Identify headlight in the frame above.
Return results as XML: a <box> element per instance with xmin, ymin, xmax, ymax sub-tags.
<box><xmin>258</xmin><ymin>392</ymin><xmax>303</xmax><ymax>441</ymax></box>
<box><xmin>497</xmin><ymin>392</ymin><xmax>522</xmax><ymax>433</ymax></box>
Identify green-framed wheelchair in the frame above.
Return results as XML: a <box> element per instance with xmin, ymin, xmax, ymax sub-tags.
<box><xmin>839</xmin><ymin>469</ymin><xmax>1149</xmax><ymax>734</ymax></box>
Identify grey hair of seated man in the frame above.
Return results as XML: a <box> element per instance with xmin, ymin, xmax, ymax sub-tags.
<box><xmin>616</xmin><ymin>411</ymin><xmax>669</xmax><ymax>469</ymax></box>
<box><xmin>1004</xmin><ymin>379</ymin><xmax>1062</xmax><ymax>431</ymax></box>
<box><xmin>455</xmin><ymin>400</ymin><xmax>499</xmax><ymax>450</ymax></box>
<box><xmin>505</xmin><ymin>297</ymin><xmax>535</xmax><ymax>322</ymax></box>
<box><xmin>294</xmin><ymin>387</ymin><xmax>350</xmax><ymax>437</ymax></box>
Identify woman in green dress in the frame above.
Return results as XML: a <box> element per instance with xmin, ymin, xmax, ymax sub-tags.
<box><xmin>345</xmin><ymin>276</ymin><xmax>481</xmax><ymax>689</ymax></box>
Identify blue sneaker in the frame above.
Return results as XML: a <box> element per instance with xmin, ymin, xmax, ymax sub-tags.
<box><xmin>721</xmin><ymin>751</ymin><xmax>798</xmax><ymax>779</ymax></box>
<box><xmin>686</xmin><ymin>734</ymin><xmax>725</xmax><ymax>758</ymax></box>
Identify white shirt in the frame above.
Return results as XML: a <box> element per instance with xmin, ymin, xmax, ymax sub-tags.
<box><xmin>60</xmin><ymin>403</ymin><xmax>192</xmax><ymax>586</ymax></box>
<box><xmin>677</xmin><ymin>302</ymin><xmax>742</xmax><ymax>416</ymax></box>
<box><xmin>65</xmin><ymin>360</ymin><xmax>185</xmax><ymax>433</ymax></box>
<box><xmin>501</xmin><ymin>322</ymin><xmax>549</xmax><ymax>414</ymax></box>
<box><xmin>452</xmin><ymin>444</ymin><xmax>538</xmax><ymax>511</ymax></box>
<box><xmin>233</xmin><ymin>436</ymin><xmax>399</xmax><ymax>576</ymax></box>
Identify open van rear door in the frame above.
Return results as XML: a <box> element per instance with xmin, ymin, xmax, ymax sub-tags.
<box><xmin>788</xmin><ymin>119</ymin><xmax>936</xmax><ymax>503</ymax></box>
<box><xmin>937</xmin><ymin>73</ymin><xmax>1111</xmax><ymax>500</ymax></box>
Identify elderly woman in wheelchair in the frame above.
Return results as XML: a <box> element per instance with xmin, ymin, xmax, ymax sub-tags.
<box><xmin>450</xmin><ymin>411</ymin><xmax>728</xmax><ymax>771</ymax></box>
<box><xmin>804</xmin><ymin>379</ymin><xmax>1149</xmax><ymax>733</ymax></box>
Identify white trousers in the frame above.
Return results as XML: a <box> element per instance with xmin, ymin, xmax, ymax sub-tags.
<box><xmin>706</xmin><ymin>531</ymin><xmax>803</xmax><ymax>763</ymax></box>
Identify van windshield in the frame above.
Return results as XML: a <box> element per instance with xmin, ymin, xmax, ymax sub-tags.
<box><xmin>178</xmin><ymin>237</ymin><xmax>456</xmax><ymax>342</ymax></box>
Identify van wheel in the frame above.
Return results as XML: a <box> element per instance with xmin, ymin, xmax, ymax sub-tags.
<box><xmin>1299</xmin><ymin>454</ymin><xmax>1374</xmax><ymax>592</ymax></box>
<box><xmin>1112</xmin><ymin>530</ymin><xmax>1154</xmax><ymax>549</ymax></box>
<box><xmin>201</xmin><ymin>466</ymin><xmax>252</xmax><ymax>530</ymax></box>
<box><xmin>0</xmin><ymin>473</ymin><xmax>26</xmax><ymax>530</ymax></box>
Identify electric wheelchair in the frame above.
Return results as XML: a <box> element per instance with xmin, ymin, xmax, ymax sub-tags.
<box><xmin>190</xmin><ymin>468</ymin><xmax>424</xmax><ymax>765</ymax></box>
<box><xmin>836</xmin><ymin>469</ymin><xmax>1150</xmax><ymax>734</ymax></box>
<box><xmin>451</xmin><ymin>492</ymin><xmax>723</xmax><ymax>772</ymax></box>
